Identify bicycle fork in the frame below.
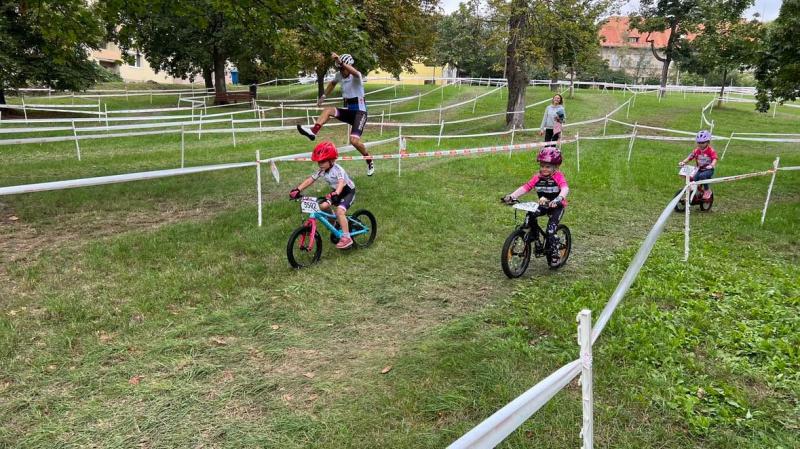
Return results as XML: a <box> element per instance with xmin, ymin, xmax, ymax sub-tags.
<box><xmin>298</xmin><ymin>218</ymin><xmax>318</xmax><ymax>251</ymax></box>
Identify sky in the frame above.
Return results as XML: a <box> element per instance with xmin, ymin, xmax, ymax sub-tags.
<box><xmin>439</xmin><ymin>0</ymin><xmax>783</xmax><ymax>21</ymax></box>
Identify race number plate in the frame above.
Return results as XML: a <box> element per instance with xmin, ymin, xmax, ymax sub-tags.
<box><xmin>679</xmin><ymin>165</ymin><xmax>698</xmax><ymax>177</ymax></box>
<box><xmin>301</xmin><ymin>198</ymin><xmax>320</xmax><ymax>213</ymax></box>
<box><xmin>512</xmin><ymin>202</ymin><xmax>540</xmax><ymax>213</ymax></box>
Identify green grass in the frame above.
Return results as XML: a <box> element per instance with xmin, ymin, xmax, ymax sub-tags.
<box><xmin>0</xmin><ymin>85</ymin><xmax>798</xmax><ymax>448</ymax></box>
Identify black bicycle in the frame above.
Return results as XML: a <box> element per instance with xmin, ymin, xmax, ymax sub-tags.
<box><xmin>500</xmin><ymin>199</ymin><xmax>572</xmax><ymax>278</ymax></box>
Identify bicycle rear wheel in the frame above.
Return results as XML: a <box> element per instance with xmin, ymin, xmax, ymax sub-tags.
<box><xmin>349</xmin><ymin>210</ymin><xmax>377</xmax><ymax>248</ymax></box>
<box><xmin>501</xmin><ymin>229</ymin><xmax>531</xmax><ymax>278</ymax></box>
<box><xmin>699</xmin><ymin>191</ymin><xmax>714</xmax><ymax>211</ymax></box>
<box><xmin>287</xmin><ymin>226</ymin><xmax>322</xmax><ymax>268</ymax></box>
<box><xmin>547</xmin><ymin>225</ymin><xmax>572</xmax><ymax>269</ymax></box>
<box><xmin>674</xmin><ymin>189</ymin><xmax>687</xmax><ymax>212</ymax></box>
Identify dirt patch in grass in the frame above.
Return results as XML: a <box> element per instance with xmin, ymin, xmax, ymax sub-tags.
<box><xmin>0</xmin><ymin>202</ymin><xmax>221</xmax><ymax>264</ymax></box>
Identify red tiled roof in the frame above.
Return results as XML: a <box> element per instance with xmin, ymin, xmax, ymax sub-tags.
<box><xmin>600</xmin><ymin>16</ymin><xmax>696</xmax><ymax>48</ymax></box>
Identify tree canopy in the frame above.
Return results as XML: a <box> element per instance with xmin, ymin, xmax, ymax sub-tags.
<box><xmin>0</xmin><ymin>0</ymin><xmax>106</xmax><ymax>103</ymax></box>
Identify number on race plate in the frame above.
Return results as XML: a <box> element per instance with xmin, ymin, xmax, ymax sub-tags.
<box><xmin>679</xmin><ymin>165</ymin><xmax>698</xmax><ymax>177</ymax></box>
<box><xmin>301</xmin><ymin>198</ymin><xmax>321</xmax><ymax>213</ymax></box>
<box><xmin>512</xmin><ymin>202</ymin><xmax>540</xmax><ymax>213</ymax></box>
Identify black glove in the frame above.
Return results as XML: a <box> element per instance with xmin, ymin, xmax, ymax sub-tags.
<box><xmin>501</xmin><ymin>195</ymin><xmax>515</xmax><ymax>205</ymax></box>
<box><xmin>326</xmin><ymin>192</ymin><xmax>341</xmax><ymax>206</ymax></box>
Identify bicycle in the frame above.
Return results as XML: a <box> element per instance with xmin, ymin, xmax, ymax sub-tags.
<box><xmin>286</xmin><ymin>197</ymin><xmax>377</xmax><ymax>268</ymax></box>
<box><xmin>500</xmin><ymin>199</ymin><xmax>572</xmax><ymax>278</ymax></box>
<box><xmin>674</xmin><ymin>165</ymin><xmax>714</xmax><ymax>212</ymax></box>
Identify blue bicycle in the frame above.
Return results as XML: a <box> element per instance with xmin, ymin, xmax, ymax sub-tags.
<box><xmin>287</xmin><ymin>197</ymin><xmax>377</xmax><ymax>268</ymax></box>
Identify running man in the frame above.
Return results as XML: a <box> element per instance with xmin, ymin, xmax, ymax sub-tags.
<box><xmin>297</xmin><ymin>52</ymin><xmax>374</xmax><ymax>176</ymax></box>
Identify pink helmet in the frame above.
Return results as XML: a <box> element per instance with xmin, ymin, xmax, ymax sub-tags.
<box><xmin>537</xmin><ymin>147</ymin><xmax>563</xmax><ymax>165</ymax></box>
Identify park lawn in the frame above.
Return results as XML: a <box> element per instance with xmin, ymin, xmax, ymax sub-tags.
<box><xmin>0</xmin><ymin>86</ymin><xmax>798</xmax><ymax>448</ymax></box>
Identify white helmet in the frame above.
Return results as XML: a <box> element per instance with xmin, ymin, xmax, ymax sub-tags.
<box><xmin>337</xmin><ymin>53</ymin><xmax>355</xmax><ymax>67</ymax></box>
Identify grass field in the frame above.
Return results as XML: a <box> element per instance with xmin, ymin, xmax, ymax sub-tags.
<box><xmin>1</xmin><ymin>83</ymin><xmax>798</xmax><ymax>448</ymax></box>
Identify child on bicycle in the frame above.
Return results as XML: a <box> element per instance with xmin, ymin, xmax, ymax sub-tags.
<box><xmin>678</xmin><ymin>130</ymin><xmax>718</xmax><ymax>200</ymax></box>
<box><xmin>289</xmin><ymin>141</ymin><xmax>356</xmax><ymax>249</ymax></box>
<box><xmin>502</xmin><ymin>147</ymin><xmax>570</xmax><ymax>261</ymax></box>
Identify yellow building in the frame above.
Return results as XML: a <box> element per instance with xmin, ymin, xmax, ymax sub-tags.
<box><xmin>368</xmin><ymin>62</ymin><xmax>457</xmax><ymax>85</ymax></box>
<box><xmin>90</xmin><ymin>42</ymin><xmax>206</xmax><ymax>84</ymax></box>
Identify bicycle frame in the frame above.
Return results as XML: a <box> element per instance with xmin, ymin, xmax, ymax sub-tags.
<box><xmin>298</xmin><ymin>197</ymin><xmax>370</xmax><ymax>240</ymax></box>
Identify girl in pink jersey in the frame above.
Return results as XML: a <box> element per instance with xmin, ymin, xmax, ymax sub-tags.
<box><xmin>679</xmin><ymin>130</ymin><xmax>718</xmax><ymax>200</ymax></box>
<box><xmin>502</xmin><ymin>148</ymin><xmax>570</xmax><ymax>261</ymax></box>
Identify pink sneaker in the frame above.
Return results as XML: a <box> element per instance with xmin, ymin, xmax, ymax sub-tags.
<box><xmin>336</xmin><ymin>236</ymin><xmax>353</xmax><ymax>249</ymax></box>
<box><xmin>702</xmin><ymin>189</ymin><xmax>712</xmax><ymax>200</ymax></box>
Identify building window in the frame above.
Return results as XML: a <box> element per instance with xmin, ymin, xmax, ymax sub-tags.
<box><xmin>628</xmin><ymin>37</ymin><xmax>639</xmax><ymax>44</ymax></box>
<box><xmin>127</xmin><ymin>51</ymin><xmax>142</xmax><ymax>68</ymax></box>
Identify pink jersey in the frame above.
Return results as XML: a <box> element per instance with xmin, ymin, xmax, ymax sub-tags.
<box><xmin>687</xmin><ymin>146</ymin><xmax>718</xmax><ymax>169</ymax></box>
<box><xmin>520</xmin><ymin>171</ymin><xmax>569</xmax><ymax>206</ymax></box>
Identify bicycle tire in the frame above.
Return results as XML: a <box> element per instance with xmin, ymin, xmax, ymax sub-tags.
<box><xmin>287</xmin><ymin>225</ymin><xmax>322</xmax><ymax>268</ymax></box>
<box><xmin>501</xmin><ymin>229</ymin><xmax>531</xmax><ymax>278</ymax></box>
<box><xmin>349</xmin><ymin>209</ymin><xmax>377</xmax><ymax>248</ymax></box>
<box><xmin>547</xmin><ymin>225</ymin><xmax>572</xmax><ymax>269</ymax></box>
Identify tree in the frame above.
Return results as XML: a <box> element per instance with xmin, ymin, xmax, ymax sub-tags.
<box><xmin>754</xmin><ymin>0</ymin><xmax>800</xmax><ymax>112</ymax></box>
<box><xmin>291</xmin><ymin>0</ymin><xmax>437</xmax><ymax>97</ymax></box>
<box><xmin>631</xmin><ymin>0</ymin><xmax>753</xmax><ymax>97</ymax></box>
<box><xmin>489</xmin><ymin>0</ymin><xmax>612</xmax><ymax>128</ymax></box>
<box><xmin>102</xmin><ymin>0</ymin><xmax>336</xmax><ymax>100</ymax></box>
<box><xmin>0</xmin><ymin>0</ymin><xmax>106</xmax><ymax>104</ymax></box>
<box><xmin>432</xmin><ymin>0</ymin><xmax>504</xmax><ymax>78</ymax></box>
<box><xmin>679</xmin><ymin>16</ymin><xmax>763</xmax><ymax>105</ymax></box>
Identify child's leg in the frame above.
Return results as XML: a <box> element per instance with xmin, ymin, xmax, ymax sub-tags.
<box><xmin>545</xmin><ymin>207</ymin><xmax>565</xmax><ymax>251</ymax></box>
<box><xmin>336</xmin><ymin>207</ymin><xmax>349</xmax><ymax>237</ymax></box>
<box><xmin>695</xmin><ymin>168</ymin><xmax>714</xmax><ymax>192</ymax></box>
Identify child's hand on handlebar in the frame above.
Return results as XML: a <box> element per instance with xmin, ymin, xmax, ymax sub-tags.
<box><xmin>678</xmin><ymin>161</ymin><xmax>686</xmax><ymax>167</ymax></box>
<box><xmin>289</xmin><ymin>188</ymin><xmax>301</xmax><ymax>199</ymax></box>
<box><xmin>538</xmin><ymin>197</ymin><xmax>549</xmax><ymax>206</ymax></box>
<box><xmin>501</xmin><ymin>195</ymin><xmax>515</xmax><ymax>205</ymax></box>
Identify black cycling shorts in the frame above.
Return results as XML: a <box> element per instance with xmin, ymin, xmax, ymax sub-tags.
<box><xmin>335</xmin><ymin>108</ymin><xmax>368</xmax><ymax>137</ymax></box>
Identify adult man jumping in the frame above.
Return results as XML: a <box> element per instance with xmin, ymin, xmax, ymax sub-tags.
<box><xmin>297</xmin><ymin>52</ymin><xmax>374</xmax><ymax>176</ymax></box>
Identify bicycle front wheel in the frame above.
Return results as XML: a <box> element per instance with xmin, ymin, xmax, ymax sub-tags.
<box><xmin>287</xmin><ymin>226</ymin><xmax>322</xmax><ymax>268</ymax></box>
<box><xmin>501</xmin><ymin>229</ymin><xmax>531</xmax><ymax>279</ymax></box>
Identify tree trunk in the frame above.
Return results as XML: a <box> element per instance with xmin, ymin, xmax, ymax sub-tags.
<box><xmin>0</xmin><ymin>87</ymin><xmax>5</xmax><ymax>105</ymax></box>
<box><xmin>316</xmin><ymin>66</ymin><xmax>327</xmax><ymax>99</ymax></box>
<box><xmin>505</xmin><ymin>0</ymin><xmax>528</xmax><ymax>129</ymax></box>
<box><xmin>213</xmin><ymin>47</ymin><xmax>227</xmax><ymax>103</ymax></box>
<box><xmin>717</xmin><ymin>68</ymin><xmax>728</xmax><ymax>107</ymax></box>
<box><xmin>569</xmin><ymin>68</ymin><xmax>575</xmax><ymax>98</ymax></box>
<box><xmin>659</xmin><ymin>57</ymin><xmax>671</xmax><ymax>98</ymax></box>
<box><xmin>202</xmin><ymin>67</ymin><xmax>214</xmax><ymax>89</ymax></box>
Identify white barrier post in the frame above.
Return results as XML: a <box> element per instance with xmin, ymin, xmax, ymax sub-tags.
<box><xmin>721</xmin><ymin>132</ymin><xmax>734</xmax><ymax>159</ymax></box>
<box><xmin>602</xmin><ymin>116</ymin><xmax>608</xmax><ymax>136</ymax></box>
<box><xmin>231</xmin><ymin>116</ymin><xmax>237</xmax><ymax>147</ymax></box>
<box><xmin>398</xmin><ymin>126</ymin><xmax>403</xmax><ymax>177</ymax></box>
<box><xmin>72</xmin><ymin>121</ymin><xmax>81</xmax><ymax>161</ymax></box>
<box><xmin>761</xmin><ymin>157</ymin><xmax>779</xmax><ymax>226</ymax></box>
<box><xmin>97</xmin><ymin>101</ymin><xmax>102</xmax><ymax>124</ymax></box>
<box><xmin>772</xmin><ymin>102</ymin><xmax>778</xmax><ymax>118</ymax></box>
<box><xmin>256</xmin><ymin>150</ymin><xmax>263</xmax><ymax>227</ymax></box>
<box><xmin>684</xmin><ymin>178</ymin><xmax>691</xmax><ymax>262</ymax></box>
<box><xmin>21</xmin><ymin>98</ymin><xmax>28</xmax><ymax>123</ymax></box>
<box><xmin>578</xmin><ymin>309</ymin><xmax>593</xmax><ymax>449</ymax></box>
<box><xmin>180</xmin><ymin>126</ymin><xmax>185</xmax><ymax>168</ymax></box>
<box><xmin>104</xmin><ymin>104</ymin><xmax>109</xmax><ymax>131</ymax></box>
<box><xmin>627</xmin><ymin>122</ymin><xmax>638</xmax><ymax>163</ymax></box>
<box><xmin>380</xmin><ymin>111</ymin><xmax>385</xmax><ymax>136</ymax></box>
<box><xmin>576</xmin><ymin>132</ymin><xmax>581</xmax><ymax>172</ymax></box>
<box><xmin>417</xmin><ymin>92</ymin><xmax>422</xmax><ymax>110</ymax></box>
<box><xmin>198</xmin><ymin>114</ymin><xmax>203</xmax><ymax>140</ymax></box>
<box><xmin>280</xmin><ymin>103</ymin><xmax>285</xmax><ymax>127</ymax></box>
<box><xmin>510</xmin><ymin>125</ymin><xmax>516</xmax><ymax>147</ymax></box>
<box><xmin>626</xmin><ymin>99</ymin><xmax>631</xmax><ymax>119</ymax></box>
<box><xmin>437</xmin><ymin>121</ymin><xmax>445</xmax><ymax>147</ymax></box>
<box><xmin>306</xmin><ymin>108</ymin><xmax>311</xmax><ymax>126</ymax></box>
<box><xmin>472</xmin><ymin>94</ymin><xmax>478</xmax><ymax>114</ymax></box>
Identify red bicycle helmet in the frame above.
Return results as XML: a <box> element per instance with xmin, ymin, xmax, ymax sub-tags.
<box><xmin>311</xmin><ymin>141</ymin><xmax>338</xmax><ymax>162</ymax></box>
<box><xmin>537</xmin><ymin>147</ymin><xmax>563</xmax><ymax>165</ymax></box>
